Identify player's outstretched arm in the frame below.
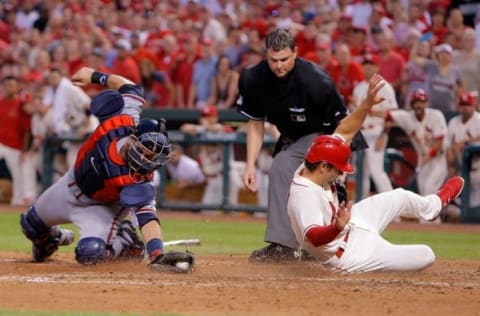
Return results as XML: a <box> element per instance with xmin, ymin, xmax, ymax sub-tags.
<box><xmin>334</xmin><ymin>73</ymin><xmax>385</xmax><ymax>144</ymax></box>
<box><xmin>72</xmin><ymin>67</ymin><xmax>134</xmax><ymax>91</ymax></box>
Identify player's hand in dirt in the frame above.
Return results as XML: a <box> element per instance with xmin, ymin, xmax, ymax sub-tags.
<box><xmin>334</xmin><ymin>201</ymin><xmax>352</xmax><ymax>231</ymax></box>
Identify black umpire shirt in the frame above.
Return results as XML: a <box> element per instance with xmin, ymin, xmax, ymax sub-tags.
<box><xmin>237</xmin><ymin>58</ymin><xmax>366</xmax><ymax>150</ymax></box>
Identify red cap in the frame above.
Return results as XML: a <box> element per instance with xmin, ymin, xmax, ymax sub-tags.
<box><xmin>362</xmin><ymin>53</ymin><xmax>379</xmax><ymax>65</ymax></box>
<box><xmin>411</xmin><ymin>88</ymin><xmax>428</xmax><ymax>103</ymax></box>
<box><xmin>200</xmin><ymin>105</ymin><xmax>218</xmax><ymax>117</ymax></box>
<box><xmin>458</xmin><ymin>92</ymin><xmax>475</xmax><ymax>106</ymax></box>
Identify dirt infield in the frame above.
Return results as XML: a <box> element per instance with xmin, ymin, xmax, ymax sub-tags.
<box><xmin>1</xmin><ymin>210</ymin><xmax>480</xmax><ymax>316</ymax></box>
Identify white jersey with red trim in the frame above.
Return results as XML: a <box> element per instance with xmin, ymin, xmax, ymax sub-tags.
<box><xmin>390</xmin><ymin>108</ymin><xmax>447</xmax><ymax>163</ymax></box>
<box><xmin>287</xmin><ymin>164</ymin><xmax>348</xmax><ymax>263</ymax></box>
<box><xmin>447</xmin><ymin>112</ymin><xmax>480</xmax><ymax>148</ymax></box>
<box><xmin>287</xmin><ymin>164</ymin><xmax>445</xmax><ymax>272</ymax></box>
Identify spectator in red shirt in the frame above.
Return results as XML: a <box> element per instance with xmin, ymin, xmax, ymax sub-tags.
<box><xmin>130</xmin><ymin>31</ymin><xmax>159</xmax><ymax>70</ymax></box>
<box><xmin>295</xmin><ymin>22</ymin><xmax>318</xmax><ymax>58</ymax></box>
<box><xmin>240</xmin><ymin>3</ymin><xmax>269</xmax><ymax>38</ymax></box>
<box><xmin>349</xmin><ymin>26</ymin><xmax>375</xmax><ymax>64</ymax></box>
<box><xmin>372</xmin><ymin>28</ymin><xmax>405</xmax><ymax>102</ymax></box>
<box><xmin>430</xmin><ymin>7</ymin><xmax>449</xmax><ymax>45</ymax></box>
<box><xmin>0</xmin><ymin>76</ymin><xmax>32</xmax><ymax>206</ymax></box>
<box><xmin>172</xmin><ymin>35</ymin><xmax>199</xmax><ymax>108</ymax></box>
<box><xmin>67</xmin><ymin>39</ymin><xmax>97</xmax><ymax>77</ymax></box>
<box><xmin>329</xmin><ymin>42</ymin><xmax>365</xmax><ymax>106</ymax></box>
<box><xmin>139</xmin><ymin>58</ymin><xmax>175</xmax><ymax>108</ymax></box>
<box><xmin>110</xmin><ymin>38</ymin><xmax>141</xmax><ymax>84</ymax></box>
<box><xmin>331</xmin><ymin>14</ymin><xmax>354</xmax><ymax>45</ymax></box>
<box><xmin>303</xmin><ymin>34</ymin><xmax>337</xmax><ymax>74</ymax></box>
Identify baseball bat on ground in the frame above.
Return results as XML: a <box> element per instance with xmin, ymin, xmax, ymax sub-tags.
<box><xmin>163</xmin><ymin>239</ymin><xmax>201</xmax><ymax>247</ymax></box>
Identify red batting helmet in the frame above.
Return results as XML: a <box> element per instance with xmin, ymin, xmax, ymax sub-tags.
<box><xmin>411</xmin><ymin>88</ymin><xmax>428</xmax><ymax>103</ymax></box>
<box><xmin>305</xmin><ymin>135</ymin><xmax>354</xmax><ymax>173</ymax></box>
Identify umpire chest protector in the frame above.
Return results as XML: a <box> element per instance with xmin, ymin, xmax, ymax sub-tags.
<box><xmin>74</xmin><ymin>114</ymin><xmax>137</xmax><ymax>202</ymax></box>
<box><xmin>238</xmin><ymin>59</ymin><xmax>348</xmax><ymax>141</ymax></box>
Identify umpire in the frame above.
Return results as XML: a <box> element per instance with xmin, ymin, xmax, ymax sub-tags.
<box><xmin>238</xmin><ymin>28</ymin><xmax>366</xmax><ymax>262</ymax></box>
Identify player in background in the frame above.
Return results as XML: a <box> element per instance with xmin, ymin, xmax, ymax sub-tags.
<box><xmin>351</xmin><ymin>53</ymin><xmax>397</xmax><ymax>199</ymax></box>
<box><xmin>377</xmin><ymin>88</ymin><xmax>448</xmax><ymax>223</ymax></box>
<box><xmin>445</xmin><ymin>92</ymin><xmax>480</xmax><ymax>220</ymax></box>
<box><xmin>287</xmin><ymin>74</ymin><xmax>464</xmax><ymax>273</ymax></box>
<box><xmin>180</xmin><ymin>105</ymin><xmax>244</xmax><ymax>211</ymax></box>
<box><xmin>20</xmin><ymin>67</ymin><xmax>193</xmax><ymax>272</ymax></box>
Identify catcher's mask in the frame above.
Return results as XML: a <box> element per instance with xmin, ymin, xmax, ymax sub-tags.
<box><xmin>305</xmin><ymin>135</ymin><xmax>354</xmax><ymax>174</ymax></box>
<box><xmin>127</xmin><ymin>118</ymin><xmax>171</xmax><ymax>181</ymax></box>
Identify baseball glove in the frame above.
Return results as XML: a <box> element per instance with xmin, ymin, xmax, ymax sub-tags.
<box><xmin>149</xmin><ymin>251</ymin><xmax>195</xmax><ymax>273</ymax></box>
<box><xmin>334</xmin><ymin>180</ymin><xmax>348</xmax><ymax>204</ymax></box>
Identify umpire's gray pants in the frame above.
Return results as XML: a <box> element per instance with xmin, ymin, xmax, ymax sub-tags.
<box><xmin>265</xmin><ymin>133</ymin><xmax>319</xmax><ymax>249</ymax></box>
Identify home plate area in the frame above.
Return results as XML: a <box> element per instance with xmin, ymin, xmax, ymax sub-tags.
<box><xmin>0</xmin><ymin>251</ymin><xmax>479</xmax><ymax>316</ymax></box>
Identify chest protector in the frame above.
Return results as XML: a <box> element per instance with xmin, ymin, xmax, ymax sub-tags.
<box><xmin>74</xmin><ymin>115</ymin><xmax>136</xmax><ymax>202</ymax></box>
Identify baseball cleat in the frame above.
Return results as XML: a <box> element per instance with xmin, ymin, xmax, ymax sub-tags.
<box><xmin>32</xmin><ymin>227</ymin><xmax>75</xmax><ymax>262</ymax></box>
<box><xmin>436</xmin><ymin>176</ymin><xmax>464</xmax><ymax>208</ymax></box>
<box><xmin>53</xmin><ymin>227</ymin><xmax>75</xmax><ymax>246</ymax></box>
<box><xmin>249</xmin><ymin>243</ymin><xmax>298</xmax><ymax>263</ymax></box>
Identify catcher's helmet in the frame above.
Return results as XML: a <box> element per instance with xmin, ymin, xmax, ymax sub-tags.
<box><xmin>411</xmin><ymin>88</ymin><xmax>428</xmax><ymax>103</ymax></box>
<box><xmin>127</xmin><ymin>118</ymin><xmax>171</xmax><ymax>175</ymax></box>
<box><xmin>305</xmin><ymin>135</ymin><xmax>354</xmax><ymax>173</ymax></box>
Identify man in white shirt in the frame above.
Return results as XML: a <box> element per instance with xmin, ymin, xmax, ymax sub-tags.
<box><xmin>166</xmin><ymin>144</ymin><xmax>206</xmax><ymax>188</ymax></box>
<box><xmin>43</xmin><ymin>68</ymin><xmax>98</xmax><ymax>170</ymax></box>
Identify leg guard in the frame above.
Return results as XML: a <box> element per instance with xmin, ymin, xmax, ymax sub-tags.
<box><xmin>20</xmin><ymin>206</ymin><xmax>50</xmax><ymax>243</ymax></box>
<box><xmin>75</xmin><ymin>237</ymin><xmax>108</xmax><ymax>264</ymax></box>
<box><xmin>20</xmin><ymin>206</ymin><xmax>64</xmax><ymax>262</ymax></box>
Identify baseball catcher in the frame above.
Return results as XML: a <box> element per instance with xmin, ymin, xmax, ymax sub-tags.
<box><xmin>20</xmin><ymin>67</ymin><xmax>194</xmax><ymax>273</ymax></box>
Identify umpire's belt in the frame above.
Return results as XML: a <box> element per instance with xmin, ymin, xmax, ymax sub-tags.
<box><xmin>335</xmin><ymin>231</ymin><xmax>350</xmax><ymax>258</ymax></box>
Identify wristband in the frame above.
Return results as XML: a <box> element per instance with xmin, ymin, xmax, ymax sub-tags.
<box><xmin>428</xmin><ymin>148</ymin><xmax>438</xmax><ymax>158</ymax></box>
<box><xmin>91</xmin><ymin>71</ymin><xmax>109</xmax><ymax>86</ymax></box>
<box><xmin>147</xmin><ymin>238</ymin><xmax>164</xmax><ymax>260</ymax></box>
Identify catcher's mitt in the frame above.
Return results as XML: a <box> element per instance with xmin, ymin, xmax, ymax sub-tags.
<box><xmin>149</xmin><ymin>251</ymin><xmax>195</xmax><ymax>273</ymax></box>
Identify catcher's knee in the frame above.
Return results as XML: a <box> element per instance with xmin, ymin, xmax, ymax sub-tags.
<box><xmin>20</xmin><ymin>206</ymin><xmax>50</xmax><ymax>244</ymax></box>
<box><xmin>75</xmin><ymin>237</ymin><xmax>107</xmax><ymax>264</ymax></box>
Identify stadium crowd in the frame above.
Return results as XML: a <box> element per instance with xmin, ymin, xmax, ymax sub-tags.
<box><xmin>0</xmin><ymin>0</ymin><xmax>479</xmax><ymax>219</ymax></box>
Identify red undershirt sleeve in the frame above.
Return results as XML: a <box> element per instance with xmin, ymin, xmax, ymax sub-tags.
<box><xmin>305</xmin><ymin>224</ymin><xmax>342</xmax><ymax>247</ymax></box>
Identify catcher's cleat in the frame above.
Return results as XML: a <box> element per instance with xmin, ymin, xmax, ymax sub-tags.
<box><xmin>437</xmin><ymin>176</ymin><xmax>464</xmax><ymax>208</ymax></box>
<box><xmin>32</xmin><ymin>227</ymin><xmax>75</xmax><ymax>262</ymax></box>
<box><xmin>249</xmin><ymin>243</ymin><xmax>298</xmax><ymax>263</ymax></box>
<box><xmin>52</xmin><ymin>227</ymin><xmax>75</xmax><ymax>246</ymax></box>
<box><xmin>116</xmin><ymin>220</ymin><xmax>145</xmax><ymax>259</ymax></box>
